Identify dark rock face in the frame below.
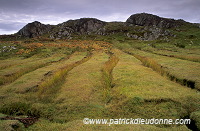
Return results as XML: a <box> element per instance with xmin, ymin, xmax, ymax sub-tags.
<box><xmin>124</xmin><ymin>13</ymin><xmax>182</xmax><ymax>40</ymax></box>
<box><xmin>126</xmin><ymin>13</ymin><xmax>182</xmax><ymax>28</ymax></box>
<box><xmin>50</xmin><ymin>18</ymin><xmax>106</xmax><ymax>39</ymax></box>
<box><xmin>72</xmin><ymin>18</ymin><xmax>106</xmax><ymax>33</ymax></box>
<box><xmin>17</xmin><ymin>21</ymin><xmax>52</xmax><ymax>38</ymax></box>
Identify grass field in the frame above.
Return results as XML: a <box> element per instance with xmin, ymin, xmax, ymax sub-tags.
<box><xmin>123</xmin><ymin>48</ymin><xmax>200</xmax><ymax>90</ymax></box>
<box><xmin>0</xmin><ymin>40</ymin><xmax>199</xmax><ymax>130</ymax></box>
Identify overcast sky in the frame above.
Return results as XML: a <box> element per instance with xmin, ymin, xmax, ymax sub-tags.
<box><xmin>0</xmin><ymin>0</ymin><xmax>200</xmax><ymax>35</ymax></box>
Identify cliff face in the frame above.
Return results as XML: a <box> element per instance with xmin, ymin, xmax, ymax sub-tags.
<box><xmin>126</xmin><ymin>13</ymin><xmax>182</xmax><ymax>28</ymax></box>
<box><xmin>17</xmin><ymin>21</ymin><xmax>52</xmax><ymax>38</ymax></box>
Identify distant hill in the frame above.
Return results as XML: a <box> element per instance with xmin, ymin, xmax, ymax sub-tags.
<box><xmin>1</xmin><ymin>13</ymin><xmax>200</xmax><ymax>41</ymax></box>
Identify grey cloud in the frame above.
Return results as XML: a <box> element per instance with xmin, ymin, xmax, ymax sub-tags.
<box><xmin>0</xmin><ymin>0</ymin><xmax>200</xmax><ymax>34</ymax></box>
<box><xmin>0</xmin><ymin>22</ymin><xmax>25</xmax><ymax>34</ymax></box>
<box><xmin>0</xmin><ymin>22</ymin><xmax>23</xmax><ymax>31</ymax></box>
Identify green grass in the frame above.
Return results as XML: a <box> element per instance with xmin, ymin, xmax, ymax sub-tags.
<box><xmin>102</xmin><ymin>52</ymin><xmax>119</xmax><ymax>103</ymax></box>
<box><xmin>37</xmin><ymin>52</ymin><xmax>92</xmax><ymax>102</ymax></box>
<box><xmin>0</xmin><ymin>54</ymin><xmax>67</xmax><ymax>85</ymax></box>
<box><xmin>113</xmin><ymin>39</ymin><xmax>200</xmax><ymax>63</ymax></box>
<box><xmin>0</xmin><ymin>120</ymin><xmax>24</xmax><ymax>131</ymax></box>
<box><xmin>108</xmin><ymin>49</ymin><xmax>199</xmax><ymax>123</ymax></box>
<box><xmin>53</xmin><ymin>51</ymin><xmax>109</xmax><ymax>122</ymax></box>
<box><xmin>0</xmin><ymin>52</ymin><xmax>89</xmax><ymax>94</ymax></box>
<box><xmin>119</xmin><ymin>47</ymin><xmax>200</xmax><ymax>90</ymax></box>
<box><xmin>0</xmin><ymin>57</ymin><xmax>40</xmax><ymax>70</ymax></box>
<box><xmin>141</xmin><ymin>44</ymin><xmax>200</xmax><ymax>63</ymax></box>
<box><xmin>124</xmin><ymin>51</ymin><xmax>197</xmax><ymax>90</ymax></box>
<box><xmin>190</xmin><ymin>111</ymin><xmax>200</xmax><ymax>130</ymax></box>
<box><xmin>0</xmin><ymin>39</ymin><xmax>200</xmax><ymax>130</ymax></box>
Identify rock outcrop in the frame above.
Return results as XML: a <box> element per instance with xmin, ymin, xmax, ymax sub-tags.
<box><xmin>126</xmin><ymin>26</ymin><xmax>173</xmax><ymax>41</ymax></box>
<box><xmin>15</xmin><ymin>13</ymin><xmax>191</xmax><ymax>40</ymax></box>
<box><xmin>124</xmin><ymin>13</ymin><xmax>182</xmax><ymax>40</ymax></box>
<box><xmin>68</xmin><ymin>18</ymin><xmax>106</xmax><ymax>33</ymax></box>
<box><xmin>50</xmin><ymin>18</ymin><xmax>106</xmax><ymax>39</ymax></box>
<box><xmin>126</xmin><ymin>13</ymin><xmax>182</xmax><ymax>28</ymax></box>
<box><xmin>17</xmin><ymin>21</ymin><xmax>52</xmax><ymax>38</ymax></box>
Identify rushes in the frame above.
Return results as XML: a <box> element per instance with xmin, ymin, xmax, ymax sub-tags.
<box><xmin>37</xmin><ymin>53</ymin><xmax>92</xmax><ymax>101</ymax></box>
<box><xmin>102</xmin><ymin>53</ymin><xmax>119</xmax><ymax>88</ymax></box>
<box><xmin>0</xmin><ymin>64</ymin><xmax>12</xmax><ymax>70</ymax></box>
<box><xmin>144</xmin><ymin>49</ymin><xmax>200</xmax><ymax>63</ymax></box>
<box><xmin>126</xmin><ymin>51</ymin><xmax>197</xmax><ymax>90</ymax></box>
<box><xmin>37</xmin><ymin>67</ymin><xmax>70</xmax><ymax>95</ymax></box>
<box><xmin>174</xmin><ymin>55</ymin><xmax>200</xmax><ymax>63</ymax></box>
<box><xmin>102</xmin><ymin>53</ymin><xmax>119</xmax><ymax>103</ymax></box>
<box><xmin>0</xmin><ymin>62</ymin><xmax>49</xmax><ymax>85</ymax></box>
<box><xmin>155</xmin><ymin>52</ymin><xmax>200</xmax><ymax>63</ymax></box>
<box><xmin>133</xmin><ymin>54</ymin><xmax>165</xmax><ymax>75</ymax></box>
<box><xmin>0</xmin><ymin>54</ymin><xmax>71</xmax><ymax>86</ymax></box>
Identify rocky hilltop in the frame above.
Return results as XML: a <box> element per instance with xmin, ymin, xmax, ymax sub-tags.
<box><xmin>50</xmin><ymin>18</ymin><xmax>106</xmax><ymax>39</ymax></box>
<box><xmin>17</xmin><ymin>21</ymin><xmax>52</xmax><ymax>38</ymax></box>
<box><xmin>14</xmin><ymin>13</ymin><xmax>195</xmax><ymax>40</ymax></box>
<box><xmin>126</xmin><ymin>13</ymin><xmax>183</xmax><ymax>28</ymax></box>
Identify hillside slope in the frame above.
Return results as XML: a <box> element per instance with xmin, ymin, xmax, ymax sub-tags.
<box><xmin>6</xmin><ymin>13</ymin><xmax>197</xmax><ymax>41</ymax></box>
